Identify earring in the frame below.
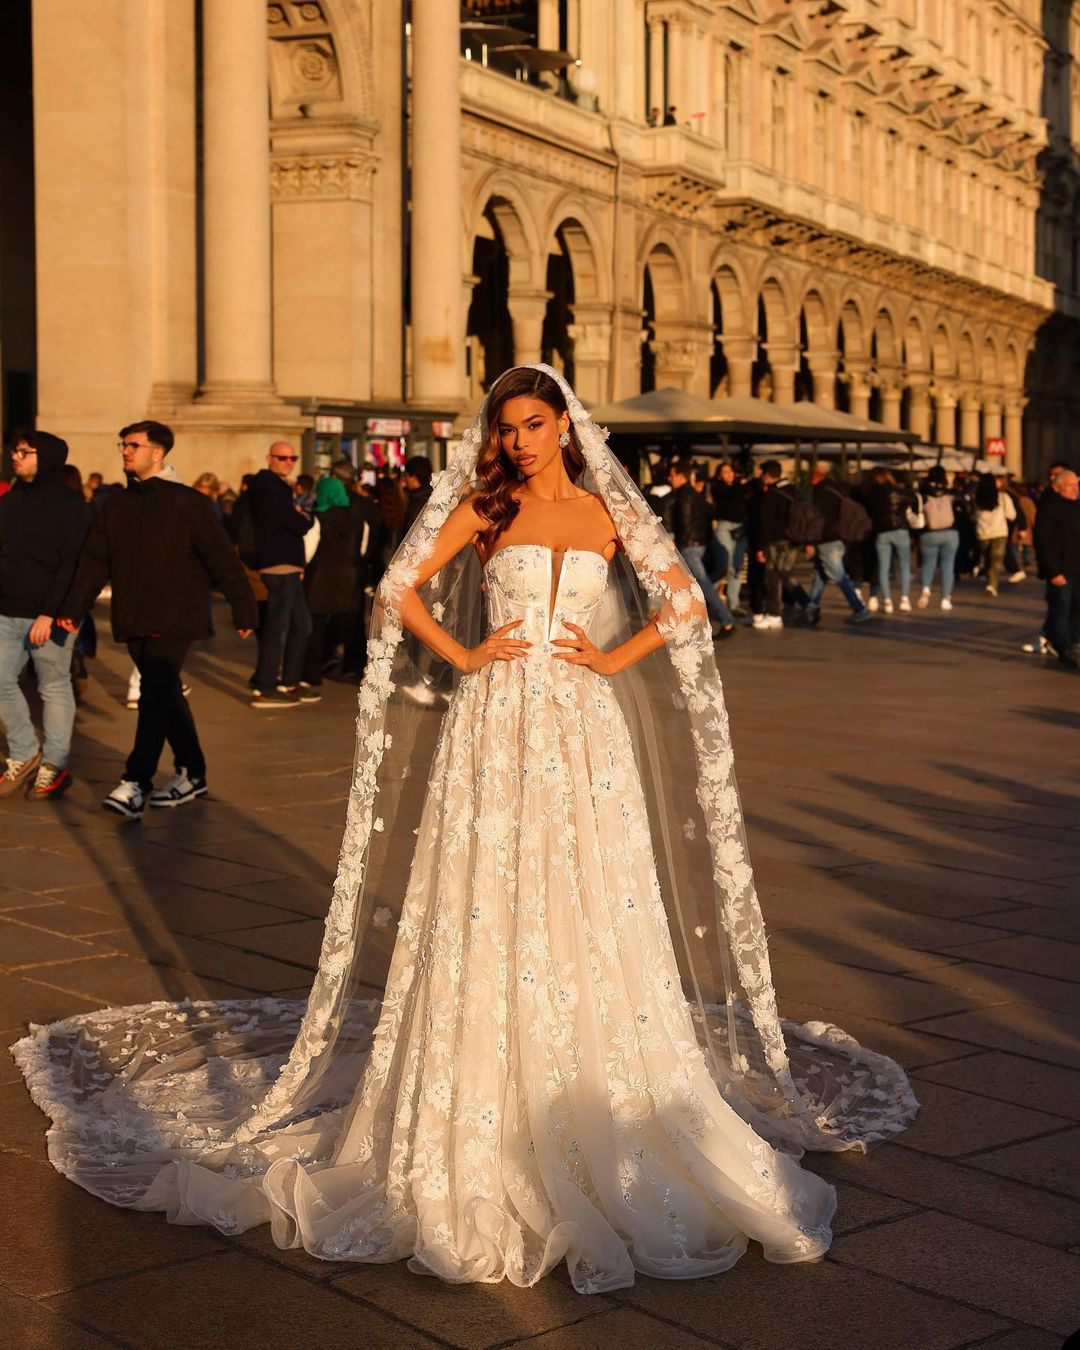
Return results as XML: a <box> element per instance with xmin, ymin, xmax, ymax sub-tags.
<box><xmin>559</xmin><ymin>429</ymin><xmax>571</xmax><ymax>449</ymax></box>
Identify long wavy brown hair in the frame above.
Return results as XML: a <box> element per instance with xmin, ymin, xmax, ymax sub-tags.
<box><xmin>473</xmin><ymin>368</ymin><xmax>585</xmax><ymax>556</ymax></box>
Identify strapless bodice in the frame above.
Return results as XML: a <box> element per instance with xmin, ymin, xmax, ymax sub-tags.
<box><xmin>483</xmin><ymin>543</ymin><xmax>610</xmax><ymax>647</ymax></box>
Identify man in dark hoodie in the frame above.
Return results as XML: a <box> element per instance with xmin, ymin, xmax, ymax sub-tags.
<box><xmin>0</xmin><ymin>431</ymin><xmax>89</xmax><ymax>799</ymax></box>
<box><xmin>247</xmin><ymin>441</ymin><xmax>315</xmax><ymax>708</ymax></box>
<box><xmin>59</xmin><ymin>420</ymin><xmax>257</xmax><ymax>818</ymax></box>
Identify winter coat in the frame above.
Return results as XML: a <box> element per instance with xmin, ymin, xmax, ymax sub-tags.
<box><xmin>304</xmin><ymin>497</ymin><xmax>383</xmax><ymax>615</ymax></box>
<box><xmin>62</xmin><ymin>474</ymin><xmax>258</xmax><ymax>641</ymax></box>
<box><xmin>667</xmin><ymin>482</ymin><xmax>713</xmax><ymax>550</ymax></box>
<box><xmin>865</xmin><ymin>482</ymin><xmax>917</xmax><ymax>533</ymax></box>
<box><xmin>1034</xmin><ymin>489</ymin><xmax>1080</xmax><ymax>579</ymax></box>
<box><xmin>711</xmin><ymin>480</ymin><xmax>748</xmax><ymax>526</ymax></box>
<box><xmin>0</xmin><ymin>432</ymin><xmax>89</xmax><ymax>619</ymax></box>
<box><xmin>403</xmin><ymin>483</ymin><xmax>433</xmax><ymax>535</ymax></box>
<box><xmin>758</xmin><ymin>483</ymin><xmax>793</xmax><ymax>547</ymax></box>
<box><xmin>248</xmin><ymin>468</ymin><xmax>313</xmax><ymax>571</ymax></box>
<box><xmin>974</xmin><ymin>490</ymin><xmax>1016</xmax><ymax>541</ymax></box>
<box><xmin>811</xmin><ymin>479</ymin><xmax>850</xmax><ymax>545</ymax></box>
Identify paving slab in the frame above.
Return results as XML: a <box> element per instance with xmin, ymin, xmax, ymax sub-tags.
<box><xmin>913</xmin><ymin>1050</ymin><xmax>1080</xmax><ymax>1121</ymax></box>
<box><xmin>0</xmin><ymin>1283</ymin><xmax>111</xmax><ymax>1349</ymax></box>
<box><xmin>18</xmin><ymin>953</ymin><xmax>256</xmax><ymax>1006</ymax></box>
<box><xmin>335</xmin><ymin>1258</ymin><xmax>615</xmax><ymax>1349</ymax></box>
<box><xmin>507</xmin><ymin>1305</ymin><xmax>711</xmax><ymax>1349</ymax></box>
<box><xmin>0</xmin><ymin>1151</ymin><xmax>222</xmax><ymax>1298</ymax></box>
<box><xmin>617</xmin><ymin>1249</ymin><xmax>1006</xmax><ymax>1349</ymax></box>
<box><xmin>890</xmin><ymin>1079</ymin><xmax>1070</xmax><ymax>1158</ymax></box>
<box><xmin>0</xmin><ymin>917</ymin><xmax>108</xmax><ymax>970</ymax></box>
<box><xmin>967</xmin><ymin>1126</ymin><xmax>1080</xmax><ymax>1200</ymax></box>
<box><xmin>910</xmin><ymin>1004</ymin><xmax>1080</xmax><ymax>1070</ymax></box>
<box><xmin>972</xmin><ymin>904</ymin><xmax>1080</xmax><ymax>943</ymax></box>
<box><xmin>830</xmin><ymin>1210</ymin><xmax>1080</xmax><ymax>1336</ymax></box>
<box><xmin>910</xmin><ymin>960</ymin><xmax>1080</xmax><ymax>1016</ymax></box>
<box><xmin>46</xmin><ymin>1250</ymin><xmax>439</xmax><ymax>1349</ymax></box>
<box><xmin>809</xmin><ymin>1142</ymin><xmax>1080</xmax><ymax>1247</ymax></box>
<box><xmin>935</xmin><ymin>933</ymin><xmax>1080</xmax><ymax>984</ymax></box>
<box><xmin>100</xmin><ymin>928</ymin><xmax>313</xmax><ymax>992</ymax></box>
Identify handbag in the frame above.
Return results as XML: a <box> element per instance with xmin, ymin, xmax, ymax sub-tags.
<box><xmin>905</xmin><ymin>490</ymin><xmax>926</xmax><ymax>531</ymax></box>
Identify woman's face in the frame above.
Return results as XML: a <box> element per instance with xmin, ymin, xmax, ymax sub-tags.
<box><xmin>495</xmin><ymin>396</ymin><xmax>569</xmax><ymax>480</ymax></box>
<box><xmin>719</xmin><ymin>463</ymin><xmax>735</xmax><ymax>484</ymax></box>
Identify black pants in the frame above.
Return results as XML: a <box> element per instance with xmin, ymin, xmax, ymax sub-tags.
<box><xmin>254</xmin><ymin>572</ymin><xmax>312</xmax><ymax>691</ymax></box>
<box><xmin>125</xmin><ymin>637</ymin><xmax>203</xmax><ymax>787</ymax></box>
<box><xmin>764</xmin><ymin>541</ymin><xmax>809</xmax><ymax>617</ymax></box>
<box><xmin>302</xmin><ymin>611</ymin><xmax>363</xmax><ymax>685</ymax></box>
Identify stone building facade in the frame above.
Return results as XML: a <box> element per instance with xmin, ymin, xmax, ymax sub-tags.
<box><xmin>4</xmin><ymin>0</ymin><xmax>1080</xmax><ymax>481</ymax></box>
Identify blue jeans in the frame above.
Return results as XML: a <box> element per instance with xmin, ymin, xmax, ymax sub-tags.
<box><xmin>875</xmin><ymin>529</ymin><xmax>912</xmax><ymax>603</ymax></box>
<box><xmin>920</xmin><ymin>528</ymin><xmax>959</xmax><ymax>599</ymax></box>
<box><xmin>0</xmin><ymin>615</ymin><xmax>76</xmax><ymax>769</ymax></box>
<box><xmin>1045</xmin><ymin>578</ymin><xmax>1080</xmax><ymax>657</ymax></box>
<box><xmin>713</xmin><ymin>521</ymin><xmax>747</xmax><ymax>610</ymax></box>
<box><xmin>682</xmin><ymin>545</ymin><xmax>734</xmax><ymax>626</ymax></box>
<box><xmin>808</xmin><ymin>539</ymin><xmax>864</xmax><ymax>613</ymax></box>
<box><xmin>255</xmin><ymin>573</ymin><xmax>313</xmax><ymax>691</ymax></box>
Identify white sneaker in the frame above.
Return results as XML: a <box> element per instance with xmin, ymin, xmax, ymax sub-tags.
<box><xmin>917</xmin><ymin>588</ymin><xmax>931</xmax><ymax>609</ymax></box>
<box><xmin>103</xmin><ymin>780</ymin><xmax>147</xmax><ymax>819</ymax></box>
<box><xmin>883</xmin><ymin>598</ymin><xmax>894</xmax><ymax>615</ymax></box>
<box><xmin>940</xmin><ymin>597</ymin><xmax>953</xmax><ymax>612</ymax></box>
<box><xmin>752</xmin><ymin>614</ymin><xmax>783</xmax><ymax>630</ymax></box>
<box><xmin>1008</xmin><ymin>571</ymin><xmax>1026</xmax><ymax>583</ymax></box>
<box><xmin>867</xmin><ymin>595</ymin><xmax>880</xmax><ymax>612</ymax></box>
<box><xmin>1021</xmin><ymin>634</ymin><xmax>1050</xmax><ymax>654</ymax></box>
<box><xmin>751</xmin><ymin>614</ymin><xmax>769</xmax><ymax>628</ymax></box>
<box><xmin>898</xmin><ymin>595</ymin><xmax>912</xmax><ymax>613</ymax></box>
<box><xmin>985</xmin><ymin>584</ymin><xmax>998</xmax><ymax>597</ymax></box>
<box><xmin>149</xmin><ymin>767</ymin><xmax>208</xmax><ymax>809</ymax></box>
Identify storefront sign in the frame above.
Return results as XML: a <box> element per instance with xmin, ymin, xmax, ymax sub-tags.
<box><xmin>432</xmin><ymin>420</ymin><xmax>456</xmax><ymax>438</ymax></box>
<box><xmin>985</xmin><ymin>437</ymin><xmax>1006</xmax><ymax>457</ymax></box>
<box><xmin>315</xmin><ymin>414</ymin><xmax>344</xmax><ymax>434</ymax></box>
<box><xmin>367</xmin><ymin>418</ymin><xmax>410</xmax><ymax>436</ymax></box>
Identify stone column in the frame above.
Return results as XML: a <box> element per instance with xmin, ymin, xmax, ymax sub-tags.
<box><xmin>766</xmin><ymin>343</ymin><xmax>799</xmax><ymax>404</ymax></box>
<box><xmin>507</xmin><ymin>290</ymin><xmax>552</xmax><ymax>365</ymax></box>
<box><xmin>933</xmin><ymin>386</ymin><xmax>957</xmax><ymax>447</ymax></box>
<box><xmin>808</xmin><ymin>351</ymin><xmax>838</xmax><ymax>409</ymax></box>
<box><xmin>847</xmin><ymin>366</ymin><xmax>872</xmax><ymax>420</ymax></box>
<box><xmin>667</xmin><ymin>17</ymin><xmax>686</xmax><ymax>118</ymax></box>
<box><xmin>880</xmin><ymin>382</ymin><xmax>903</xmax><ymax>430</ymax></box>
<box><xmin>959</xmin><ymin>393</ymin><xmax>981</xmax><ymax>450</ymax></box>
<box><xmin>647</xmin><ymin>18</ymin><xmax>665</xmax><ymax>117</ymax></box>
<box><xmin>907</xmin><ymin>377</ymin><xmax>932</xmax><ymax>441</ymax></box>
<box><xmin>567</xmin><ymin>303</ymin><xmax>613</xmax><ymax>404</ymax></box>
<box><xmin>1004</xmin><ymin>393</ymin><xmax>1025</xmax><ymax>475</ymax></box>
<box><xmin>722</xmin><ymin>334</ymin><xmax>756</xmax><ymax>399</ymax></box>
<box><xmin>411</xmin><ymin>0</ymin><xmax>463</xmax><ymax>406</ymax></box>
<box><xmin>201</xmin><ymin>0</ymin><xmax>274</xmax><ymax>399</ymax></box>
<box><xmin>983</xmin><ymin>398</ymin><xmax>1003</xmax><ymax>442</ymax></box>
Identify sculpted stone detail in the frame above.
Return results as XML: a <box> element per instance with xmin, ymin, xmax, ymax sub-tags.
<box><xmin>270</xmin><ymin>153</ymin><xmax>376</xmax><ymax>202</ymax></box>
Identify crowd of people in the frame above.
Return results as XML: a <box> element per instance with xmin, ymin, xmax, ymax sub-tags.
<box><xmin>0</xmin><ymin>418</ymin><xmax>1077</xmax><ymax>814</ymax></box>
<box><xmin>647</xmin><ymin>454</ymin><xmax>1079</xmax><ymax>662</ymax></box>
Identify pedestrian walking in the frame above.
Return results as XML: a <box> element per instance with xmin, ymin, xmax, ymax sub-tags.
<box><xmin>917</xmin><ymin>466</ymin><xmax>960</xmax><ymax>611</ymax></box>
<box><xmin>666</xmin><ymin>459</ymin><xmax>735</xmax><ymax>638</ymax></box>
<box><xmin>58</xmin><ymin>421</ymin><xmax>257</xmax><ymax>817</ymax></box>
<box><xmin>0</xmin><ymin>431</ymin><xmax>89</xmax><ymax>800</ymax></box>
<box><xmin>865</xmin><ymin>467</ymin><xmax>918</xmax><ymax>613</ymax></box>
<box><xmin>402</xmin><ymin>456</ymin><xmax>434</xmax><ymax>534</ymax></box>
<box><xmin>1034</xmin><ymin>467</ymin><xmax>1080</xmax><ymax>667</ymax></box>
<box><xmin>974</xmin><ymin>471</ymin><xmax>1017</xmax><ymax>597</ymax></box>
<box><xmin>753</xmin><ymin>460</ymin><xmax>812</xmax><ymax>630</ymax></box>
<box><xmin>710</xmin><ymin>461</ymin><xmax>749</xmax><ymax>614</ymax></box>
<box><xmin>805</xmin><ymin>462</ymin><xmax>872</xmax><ymax>625</ymax></box>
<box><xmin>248</xmin><ymin>441</ymin><xmax>317</xmax><ymax>709</ymax></box>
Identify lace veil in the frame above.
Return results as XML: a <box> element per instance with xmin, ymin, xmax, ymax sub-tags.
<box><xmin>14</xmin><ymin>365</ymin><xmax>916</xmax><ymax>1218</ymax></box>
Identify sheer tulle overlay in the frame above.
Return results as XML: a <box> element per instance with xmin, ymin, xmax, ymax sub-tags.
<box><xmin>13</xmin><ymin>541</ymin><xmax>915</xmax><ymax>1293</ymax></box>
<box><xmin>13</xmin><ymin>367</ymin><xmax>920</xmax><ymax>1292</ymax></box>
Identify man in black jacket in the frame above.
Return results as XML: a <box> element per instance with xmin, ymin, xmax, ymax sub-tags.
<box><xmin>60</xmin><ymin>420</ymin><xmax>257</xmax><ymax>818</ymax></box>
<box><xmin>0</xmin><ymin>431</ymin><xmax>89</xmax><ymax>799</ymax></box>
<box><xmin>754</xmin><ymin>460</ymin><xmax>810</xmax><ymax>628</ymax></box>
<box><xmin>401</xmin><ymin>455</ymin><xmax>434</xmax><ymax>535</ymax></box>
<box><xmin>666</xmin><ymin>460</ymin><xmax>734</xmax><ymax>636</ymax></box>
<box><xmin>248</xmin><ymin>442</ymin><xmax>315</xmax><ymax>708</ymax></box>
<box><xmin>805</xmin><ymin>462</ymin><xmax>871</xmax><ymax>625</ymax></box>
<box><xmin>1034</xmin><ymin>467</ymin><xmax>1080</xmax><ymax>667</ymax></box>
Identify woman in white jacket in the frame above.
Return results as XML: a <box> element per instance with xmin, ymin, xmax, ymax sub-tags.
<box><xmin>974</xmin><ymin>472</ymin><xmax>1017</xmax><ymax>597</ymax></box>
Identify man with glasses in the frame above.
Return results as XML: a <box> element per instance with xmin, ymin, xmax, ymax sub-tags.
<box><xmin>248</xmin><ymin>441</ymin><xmax>316</xmax><ymax>709</ymax></box>
<box><xmin>0</xmin><ymin>431</ymin><xmax>89</xmax><ymax>799</ymax></box>
<box><xmin>59</xmin><ymin>420</ymin><xmax>257</xmax><ymax>818</ymax></box>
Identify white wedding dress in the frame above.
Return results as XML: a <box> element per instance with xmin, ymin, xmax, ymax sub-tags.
<box><xmin>14</xmin><ymin>542</ymin><xmax>839</xmax><ymax>1293</ymax></box>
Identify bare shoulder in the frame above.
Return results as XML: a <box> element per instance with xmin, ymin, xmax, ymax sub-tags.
<box><xmin>582</xmin><ymin>490</ymin><xmax>622</xmax><ymax>556</ymax></box>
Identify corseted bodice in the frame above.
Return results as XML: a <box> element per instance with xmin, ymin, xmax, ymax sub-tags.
<box><xmin>483</xmin><ymin>544</ymin><xmax>610</xmax><ymax>649</ymax></box>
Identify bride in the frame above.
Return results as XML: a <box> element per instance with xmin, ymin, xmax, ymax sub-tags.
<box><xmin>13</xmin><ymin>365</ymin><xmax>917</xmax><ymax>1294</ymax></box>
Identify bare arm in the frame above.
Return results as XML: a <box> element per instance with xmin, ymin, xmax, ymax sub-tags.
<box><xmin>379</xmin><ymin>497</ymin><xmax>531</xmax><ymax>672</ymax></box>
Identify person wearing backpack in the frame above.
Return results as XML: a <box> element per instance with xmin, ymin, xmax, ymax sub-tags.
<box><xmin>753</xmin><ymin>460</ymin><xmax>814</xmax><ymax>629</ymax></box>
<box><xmin>865</xmin><ymin>466</ymin><xmax>918</xmax><ymax>614</ymax></box>
<box><xmin>917</xmin><ymin>466</ymin><xmax>960</xmax><ymax>611</ymax></box>
<box><xmin>805</xmin><ymin>462</ymin><xmax>872</xmax><ymax>626</ymax></box>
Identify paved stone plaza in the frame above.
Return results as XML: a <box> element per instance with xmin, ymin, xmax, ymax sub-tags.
<box><xmin>0</xmin><ymin>584</ymin><xmax>1076</xmax><ymax>1349</ymax></box>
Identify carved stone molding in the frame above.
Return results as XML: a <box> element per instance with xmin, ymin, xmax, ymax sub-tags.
<box><xmin>270</xmin><ymin>151</ymin><xmax>376</xmax><ymax>202</ymax></box>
